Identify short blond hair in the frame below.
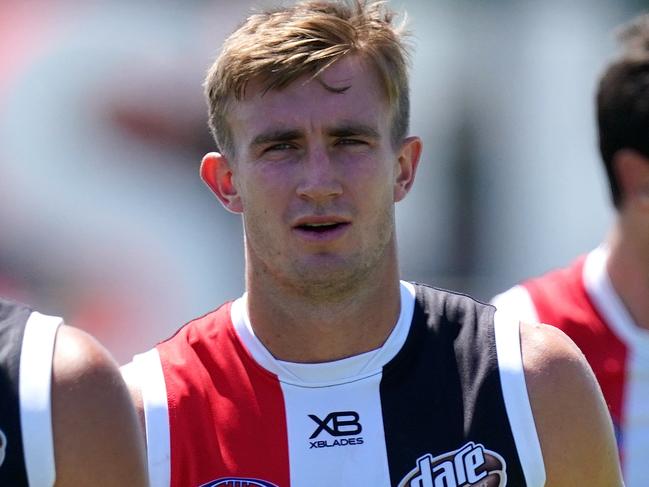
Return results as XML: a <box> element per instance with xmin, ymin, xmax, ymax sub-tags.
<box><xmin>204</xmin><ymin>0</ymin><xmax>411</xmax><ymax>157</ymax></box>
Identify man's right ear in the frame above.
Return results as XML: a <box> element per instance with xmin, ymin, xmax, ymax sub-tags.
<box><xmin>200</xmin><ymin>152</ymin><xmax>243</xmax><ymax>214</ymax></box>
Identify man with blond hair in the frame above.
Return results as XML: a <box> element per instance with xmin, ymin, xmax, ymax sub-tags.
<box><xmin>124</xmin><ymin>1</ymin><xmax>623</xmax><ymax>485</ymax></box>
<box><xmin>492</xmin><ymin>13</ymin><xmax>649</xmax><ymax>487</ymax></box>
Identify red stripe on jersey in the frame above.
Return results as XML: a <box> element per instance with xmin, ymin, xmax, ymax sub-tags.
<box><xmin>157</xmin><ymin>303</ymin><xmax>290</xmax><ymax>487</ymax></box>
<box><xmin>522</xmin><ymin>256</ymin><xmax>628</xmax><ymax>429</ymax></box>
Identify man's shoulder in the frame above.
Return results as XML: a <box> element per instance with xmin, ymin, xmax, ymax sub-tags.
<box><xmin>158</xmin><ymin>300</ymin><xmax>235</xmax><ymax>349</ymax></box>
<box><xmin>496</xmin><ymin>254</ymin><xmax>587</xmax><ymax>305</ymax></box>
<box><xmin>52</xmin><ymin>325</ymin><xmax>142</xmax><ymax>424</ymax></box>
<box><xmin>52</xmin><ymin>326</ymin><xmax>148</xmax><ymax>486</ymax></box>
<box><xmin>491</xmin><ymin>255</ymin><xmax>592</xmax><ymax>325</ymax></box>
<box><xmin>519</xmin><ymin>321</ymin><xmax>623</xmax><ymax>486</ymax></box>
<box><xmin>411</xmin><ymin>281</ymin><xmax>493</xmax><ymax>310</ymax></box>
<box><xmin>121</xmin><ymin>300</ymin><xmax>236</xmax><ymax>397</ymax></box>
<box><xmin>0</xmin><ymin>298</ymin><xmax>32</xmax><ymax>337</ymax></box>
<box><xmin>409</xmin><ymin>282</ymin><xmax>496</xmax><ymax>341</ymax></box>
<box><xmin>522</xmin><ymin>254</ymin><xmax>587</xmax><ymax>296</ymax></box>
<box><xmin>127</xmin><ymin>300</ymin><xmax>239</xmax><ymax>392</ymax></box>
<box><xmin>0</xmin><ymin>297</ymin><xmax>31</xmax><ymax>319</ymax></box>
<box><xmin>0</xmin><ymin>299</ymin><xmax>34</xmax><ymax>486</ymax></box>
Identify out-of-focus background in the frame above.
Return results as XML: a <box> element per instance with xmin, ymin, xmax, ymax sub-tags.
<box><xmin>1</xmin><ymin>0</ymin><xmax>645</xmax><ymax>363</ymax></box>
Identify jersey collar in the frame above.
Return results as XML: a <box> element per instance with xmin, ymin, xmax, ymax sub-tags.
<box><xmin>583</xmin><ymin>245</ymin><xmax>649</xmax><ymax>355</ymax></box>
<box><xmin>230</xmin><ymin>281</ymin><xmax>416</xmax><ymax>386</ymax></box>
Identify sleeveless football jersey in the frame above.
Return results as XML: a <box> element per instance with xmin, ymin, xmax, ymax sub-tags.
<box><xmin>0</xmin><ymin>298</ymin><xmax>61</xmax><ymax>486</ymax></box>
<box><xmin>133</xmin><ymin>281</ymin><xmax>545</xmax><ymax>487</ymax></box>
<box><xmin>492</xmin><ymin>246</ymin><xmax>649</xmax><ymax>486</ymax></box>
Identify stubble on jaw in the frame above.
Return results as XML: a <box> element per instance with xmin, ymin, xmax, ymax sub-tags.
<box><xmin>245</xmin><ymin>207</ymin><xmax>397</xmax><ymax>305</ymax></box>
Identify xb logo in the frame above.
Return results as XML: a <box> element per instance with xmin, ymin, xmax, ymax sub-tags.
<box><xmin>308</xmin><ymin>411</ymin><xmax>362</xmax><ymax>439</ymax></box>
<box><xmin>307</xmin><ymin>411</ymin><xmax>364</xmax><ymax>449</ymax></box>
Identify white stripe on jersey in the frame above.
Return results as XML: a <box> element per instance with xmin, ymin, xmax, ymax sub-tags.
<box><xmin>19</xmin><ymin>311</ymin><xmax>62</xmax><ymax>487</ymax></box>
<box><xmin>229</xmin><ymin>281</ymin><xmax>416</xmax><ymax>486</ymax></box>
<box><xmin>281</xmin><ymin>373</ymin><xmax>391</xmax><ymax>487</ymax></box>
<box><xmin>133</xmin><ymin>348</ymin><xmax>171</xmax><ymax>487</ymax></box>
<box><xmin>490</xmin><ymin>285</ymin><xmax>539</xmax><ymax>323</ymax></box>
<box><xmin>494</xmin><ymin>310</ymin><xmax>546</xmax><ymax>487</ymax></box>
<box><xmin>583</xmin><ymin>246</ymin><xmax>649</xmax><ymax>486</ymax></box>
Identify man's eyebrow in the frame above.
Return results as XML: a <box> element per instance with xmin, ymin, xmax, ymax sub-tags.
<box><xmin>249</xmin><ymin>123</ymin><xmax>380</xmax><ymax>147</ymax></box>
<box><xmin>329</xmin><ymin>123</ymin><xmax>380</xmax><ymax>139</ymax></box>
<box><xmin>250</xmin><ymin>129</ymin><xmax>303</xmax><ymax>147</ymax></box>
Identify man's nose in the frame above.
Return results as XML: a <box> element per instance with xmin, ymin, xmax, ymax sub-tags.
<box><xmin>296</xmin><ymin>147</ymin><xmax>343</xmax><ymax>202</ymax></box>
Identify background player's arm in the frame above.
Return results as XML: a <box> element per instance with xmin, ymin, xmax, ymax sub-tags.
<box><xmin>51</xmin><ymin>325</ymin><xmax>148</xmax><ymax>487</ymax></box>
<box><xmin>521</xmin><ymin>321</ymin><xmax>623</xmax><ymax>486</ymax></box>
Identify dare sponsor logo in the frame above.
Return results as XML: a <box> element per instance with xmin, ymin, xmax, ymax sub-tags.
<box><xmin>308</xmin><ymin>410</ymin><xmax>364</xmax><ymax>449</ymax></box>
<box><xmin>398</xmin><ymin>442</ymin><xmax>506</xmax><ymax>487</ymax></box>
<box><xmin>199</xmin><ymin>478</ymin><xmax>278</xmax><ymax>487</ymax></box>
<box><xmin>0</xmin><ymin>429</ymin><xmax>6</xmax><ymax>467</ymax></box>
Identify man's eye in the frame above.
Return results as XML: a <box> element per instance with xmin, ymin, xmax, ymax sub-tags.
<box><xmin>336</xmin><ymin>138</ymin><xmax>367</xmax><ymax>146</ymax></box>
<box><xmin>265</xmin><ymin>143</ymin><xmax>294</xmax><ymax>152</ymax></box>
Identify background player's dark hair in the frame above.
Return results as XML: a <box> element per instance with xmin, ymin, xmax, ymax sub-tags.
<box><xmin>597</xmin><ymin>13</ymin><xmax>649</xmax><ymax>208</ymax></box>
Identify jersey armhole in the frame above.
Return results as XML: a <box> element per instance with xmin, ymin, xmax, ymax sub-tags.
<box><xmin>493</xmin><ymin>310</ymin><xmax>546</xmax><ymax>487</ymax></box>
<box><xmin>133</xmin><ymin>348</ymin><xmax>171</xmax><ymax>487</ymax></box>
<box><xmin>19</xmin><ymin>311</ymin><xmax>62</xmax><ymax>487</ymax></box>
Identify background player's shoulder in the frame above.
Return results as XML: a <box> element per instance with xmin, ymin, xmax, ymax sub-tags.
<box><xmin>52</xmin><ymin>325</ymin><xmax>148</xmax><ymax>486</ymax></box>
<box><xmin>518</xmin><ymin>320</ymin><xmax>623</xmax><ymax>486</ymax></box>
<box><xmin>0</xmin><ymin>297</ymin><xmax>32</xmax><ymax>330</ymax></box>
<box><xmin>0</xmin><ymin>297</ymin><xmax>33</xmax><ymax>487</ymax></box>
<box><xmin>492</xmin><ymin>254</ymin><xmax>591</xmax><ymax>327</ymax></box>
<box><xmin>0</xmin><ymin>296</ymin><xmax>29</xmax><ymax>312</ymax></box>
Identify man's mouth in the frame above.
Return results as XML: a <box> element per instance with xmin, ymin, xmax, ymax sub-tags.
<box><xmin>295</xmin><ymin>222</ymin><xmax>349</xmax><ymax>233</ymax></box>
<box><xmin>292</xmin><ymin>217</ymin><xmax>351</xmax><ymax>241</ymax></box>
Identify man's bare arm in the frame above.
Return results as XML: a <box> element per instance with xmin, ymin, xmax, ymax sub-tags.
<box><xmin>521</xmin><ymin>321</ymin><xmax>623</xmax><ymax>486</ymax></box>
<box><xmin>51</xmin><ymin>325</ymin><xmax>148</xmax><ymax>487</ymax></box>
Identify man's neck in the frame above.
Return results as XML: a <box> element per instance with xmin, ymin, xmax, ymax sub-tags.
<box><xmin>245</xmin><ymin>264</ymin><xmax>402</xmax><ymax>363</ymax></box>
<box><xmin>606</xmin><ymin>224</ymin><xmax>649</xmax><ymax>331</ymax></box>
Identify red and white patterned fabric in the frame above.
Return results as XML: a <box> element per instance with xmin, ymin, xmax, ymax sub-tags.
<box><xmin>131</xmin><ymin>282</ymin><xmax>545</xmax><ymax>487</ymax></box>
<box><xmin>492</xmin><ymin>246</ymin><xmax>649</xmax><ymax>486</ymax></box>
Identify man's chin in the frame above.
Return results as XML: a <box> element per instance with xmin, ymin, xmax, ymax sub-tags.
<box><xmin>295</xmin><ymin>254</ymin><xmax>354</xmax><ymax>278</ymax></box>
<box><xmin>289</xmin><ymin>259</ymin><xmax>372</xmax><ymax>298</ymax></box>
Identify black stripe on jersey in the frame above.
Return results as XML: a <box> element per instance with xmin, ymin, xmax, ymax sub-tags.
<box><xmin>0</xmin><ymin>299</ymin><xmax>32</xmax><ymax>486</ymax></box>
<box><xmin>379</xmin><ymin>284</ymin><xmax>527</xmax><ymax>486</ymax></box>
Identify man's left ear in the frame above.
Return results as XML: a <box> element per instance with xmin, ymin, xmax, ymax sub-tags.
<box><xmin>394</xmin><ymin>136</ymin><xmax>422</xmax><ymax>202</ymax></box>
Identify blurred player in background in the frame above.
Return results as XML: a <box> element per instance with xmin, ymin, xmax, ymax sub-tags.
<box><xmin>123</xmin><ymin>1</ymin><xmax>622</xmax><ymax>486</ymax></box>
<box><xmin>0</xmin><ymin>297</ymin><xmax>147</xmax><ymax>486</ymax></box>
<box><xmin>492</xmin><ymin>13</ymin><xmax>649</xmax><ymax>487</ymax></box>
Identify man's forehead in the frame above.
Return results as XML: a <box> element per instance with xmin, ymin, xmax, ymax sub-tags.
<box><xmin>246</xmin><ymin>55</ymin><xmax>380</xmax><ymax>98</ymax></box>
<box><xmin>229</xmin><ymin>61</ymin><xmax>389</xmax><ymax>136</ymax></box>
